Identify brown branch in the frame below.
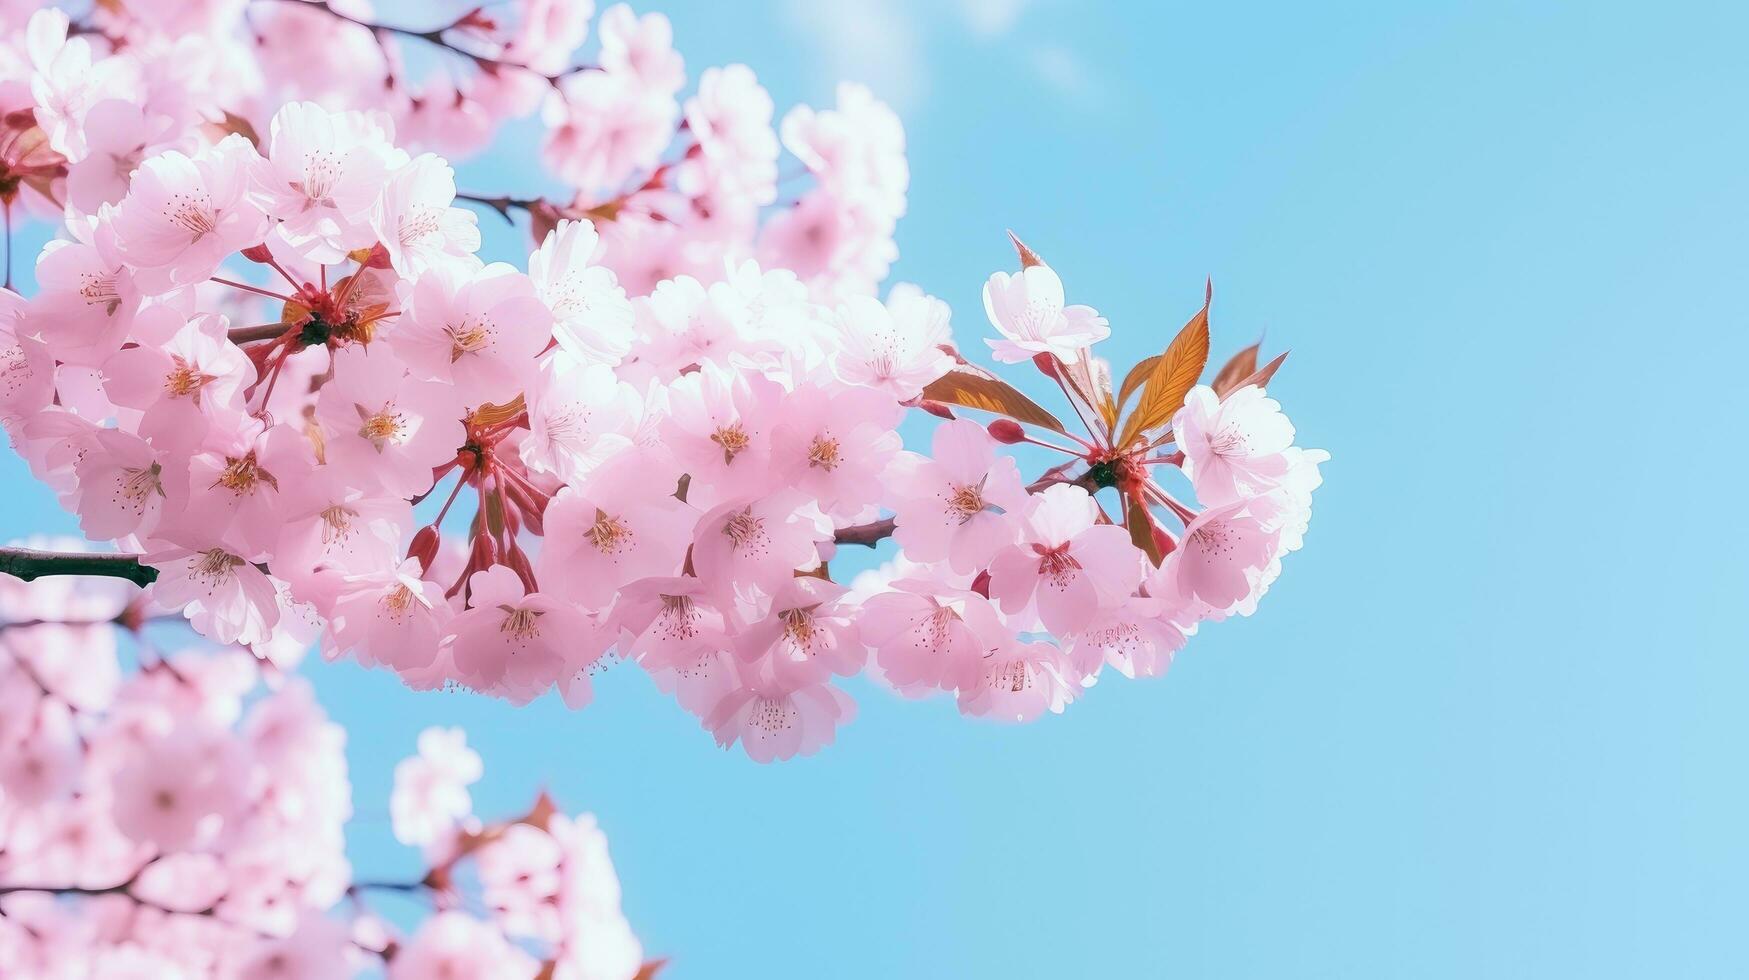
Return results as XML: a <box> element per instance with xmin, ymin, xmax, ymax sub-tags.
<box><xmin>0</xmin><ymin>881</ymin><xmax>221</xmax><ymax>920</ymax></box>
<box><xmin>228</xmin><ymin>323</ymin><xmax>292</xmax><ymax>345</ymax></box>
<box><xmin>267</xmin><ymin>0</ymin><xmax>600</xmax><ymax>86</ymax></box>
<box><xmin>454</xmin><ymin>192</ymin><xmax>542</xmax><ymax>224</ymax></box>
<box><xmin>0</xmin><ymin>548</ymin><xmax>157</xmax><ymax>587</ymax></box>
<box><xmin>832</xmin><ymin>517</ymin><xmax>894</xmax><ymax>549</ymax></box>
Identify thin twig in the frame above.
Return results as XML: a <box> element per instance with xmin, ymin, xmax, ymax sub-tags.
<box><xmin>268</xmin><ymin>0</ymin><xmax>600</xmax><ymax>86</ymax></box>
<box><xmin>454</xmin><ymin>192</ymin><xmax>539</xmax><ymax>224</ymax></box>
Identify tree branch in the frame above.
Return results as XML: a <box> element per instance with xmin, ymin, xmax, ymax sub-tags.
<box><xmin>228</xmin><ymin>323</ymin><xmax>292</xmax><ymax>345</ymax></box>
<box><xmin>268</xmin><ymin>0</ymin><xmax>600</xmax><ymax>86</ymax></box>
<box><xmin>832</xmin><ymin>517</ymin><xmax>894</xmax><ymax>549</ymax></box>
<box><xmin>454</xmin><ymin>192</ymin><xmax>540</xmax><ymax>225</ymax></box>
<box><xmin>0</xmin><ymin>548</ymin><xmax>156</xmax><ymax>587</ymax></box>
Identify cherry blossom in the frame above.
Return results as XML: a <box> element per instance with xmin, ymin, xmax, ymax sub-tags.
<box><xmin>707</xmin><ymin>678</ymin><xmax>856</xmax><ymax>763</ymax></box>
<box><xmin>101</xmin><ymin>310</ymin><xmax>254</xmax><ymax>453</ymax></box>
<box><xmin>1162</xmin><ymin>501</ymin><xmax>1281</xmax><ymax>611</ymax></box>
<box><xmin>988</xmin><ymin>484</ymin><xmax>1146</xmax><ymax>636</ymax></box>
<box><xmin>0</xmin><ymin>0</ymin><xmax>1324</xmax><ymax>774</ymax></box>
<box><xmin>981</xmin><ymin>262</ymin><xmax>1109</xmax><ymax>364</ymax></box>
<box><xmin>326</xmin><ymin>559</ymin><xmax>451</xmax><ymax>674</ymax></box>
<box><xmin>369</xmin><ymin>153</ymin><xmax>481</xmax><ymax>278</ymax></box>
<box><xmin>691</xmin><ymin>492</ymin><xmax>825</xmax><ymax>599</ymax></box>
<box><xmin>112</xmin><ymin>134</ymin><xmax>269</xmax><ymax>292</ymax></box>
<box><xmin>830</xmin><ymin>284</ymin><xmax>953</xmax><ymax>399</ymax></box>
<box><xmin>251</xmin><ymin>101</ymin><xmax>405</xmax><ymax>262</ymax></box>
<box><xmin>521</xmin><ymin>356</ymin><xmax>640</xmax><ymax>485</ymax></box>
<box><xmin>0</xmin><ymin>578</ymin><xmax>655</xmax><ymax>978</ymax></box>
<box><xmin>530</xmin><ymin>219</ymin><xmax>636</xmax><ymax>366</ymax></box>
<box><xmin>444</xmin><ymin>566</ymin><xmax>600</xmax><ymax>705</ymax></box>
<box><xmin>1173</xmin><ymin>383</ymin><xmax>1297</xmax><ymax>506</ymax></box>
<box><xmin>957</xmin><ymin>639</ymin><xmax>1077</xmax><ymax>723</ymax></box>
<box><xmin>889</xmin><ymin>419</ymin><xmax>1031</xmax><ymax>575</ymax></box>
<box><xmin>538</xmin><ymin>461</ymin><xmax>693</xmax><ymax>608</ymax></box>
<box><xmin>391</xmin><ymin>726</ymin><xmax>482</xmax><ymax>848</ymax></box>
<box><xmin>861</xmin><ymin>577</ymin><xmax>1006</xmax><ymax>696</ymax></box>
<box><xmin>315</xmin><ymin>346</ymin><xmax>464</xmax><ymax>499</ymax></box>
<box><xmin>395</xmin><ymin>260</ymin><xmax>553</xmax><ymax>405</ymax></box>
<box><xmin>63</xmin><ymin>99</ymin><xmax>175</xmax><ymax>214</ymax></box>
<box><xmin>30</xmin><ymin>212</ymin><xmax>145</xmax><ymax>365</ymax></box>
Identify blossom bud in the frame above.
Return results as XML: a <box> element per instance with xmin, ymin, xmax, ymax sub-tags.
<box><xmin>468</xmin><ymin>531</ymin><xmax>498</xmax><ymax>570</ymax></box>
<box><xmin>918</xmin><ymin>400</ymin><xmax>956</xmax><ymax>421</ymax></box>
<box><xmin>987</xmin><ymin>419</ymin><xmax>1026</xmax><ymax>444</ymax></box>
<box><xmin>504</xmin><ymin>545</ymin><xmax>538</xmax><ymax>593</ymax></box>
<box><xmin>407</xmin><ymin>526</ymin><xmax>440</xmax><ymax>572</ymax></box>
<box><xmin>502</xmin><ymin>482</ymin><xmax>546</xmax><ymax>535</ymax></box>
<box><xmin>1007</xmin><ymin>229</ymin><xmax>1045</xmax><ymax>268</ymax></box>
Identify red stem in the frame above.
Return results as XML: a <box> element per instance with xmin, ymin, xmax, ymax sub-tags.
<box><xmin>212</xmin><ymin>276</ymin><xmax>294</xmax><ymax>302</ymax></box>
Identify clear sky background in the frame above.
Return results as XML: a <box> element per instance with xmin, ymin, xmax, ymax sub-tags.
<box><xmin>6</xmin><ymin>1</ymin><xmax>1748</xmax><ymax>976</ymax></box>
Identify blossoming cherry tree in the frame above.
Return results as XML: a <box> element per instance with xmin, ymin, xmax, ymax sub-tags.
<box><xmin>0</xmin><ymin>0</ymin><xmax>1324</xmax><ymax>766</ymax></box>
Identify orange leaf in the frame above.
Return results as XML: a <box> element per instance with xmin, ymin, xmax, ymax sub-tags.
<box><xmin>1116</xmin><ymin>298</ymin><xmax>1211</xmax><ymax>447</ymax></box>
<box><xmin>921</xmin><ymin>366</ymin><xmax>1068</xmax><ymax>435</ymax></box>
<box><xmin>470</xmin><ymin>395</ymin><xmax>527</xmax><ymax>428</ymax></box>
<box><xmin>634</xmin><ymin>959</ymin><xmax>670</xmax><ymax>980</ymax></box>
<box><xmin>1113</xmin><ymin>354</ymin><xmax>1158</xmax><ymax>420</ymax></box>
<box><xmin>1210</xmin><ymin>343</ymin><xmax>1260</xmax><ymax>398</ymax></box>
<box><xmin>279</xmin><ymin>297</ymin><xmax>311</xmax><ymax>325</ymax></box>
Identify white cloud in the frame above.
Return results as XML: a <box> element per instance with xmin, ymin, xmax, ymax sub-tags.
<box><xmin>1028</xmin><ymin>44</ymin><xmax>1101</xmax><ymax>104</ymax></box>
<box><xmin>784</xmin><ymin>0</ymin><xmax>928</xmax><ymax>112</ymax></box>
<box><xmin>782</xmin><ymin>0</ymin><xmax>1104</xmax><ymax>115</ymax></box>
<box><xmin>956</xmin><ymin>0</ymin><xmax>1031</xmax><ymax>37</ymax></box>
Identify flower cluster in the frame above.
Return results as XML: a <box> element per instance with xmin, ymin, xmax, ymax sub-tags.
<box><xmin>0</xmin><ymin>0</ymin><xmax>904</xmax><ymax>298</ymax></box>
<box><xmin>0</xmin><ymin>559</ymin><xmax>650</xmax><ymax>979</ymax></box>
<box><xmin>0</xmin><ymin>1</ymin><xmax>1326</xmax><ymax>764</ymax></box>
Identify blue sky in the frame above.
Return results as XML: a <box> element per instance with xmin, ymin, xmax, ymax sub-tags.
<box><xmin>7</xmin><ymin>1</ymin><xmax>1749</xmax><ymax>976</ymax></box>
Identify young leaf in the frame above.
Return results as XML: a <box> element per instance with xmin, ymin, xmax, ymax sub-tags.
<box><xmin>1224</xmin><ymin>350</ymin><xmax>1289</xmax><ymax>397</ymax></box>
<box><xmin>1114</xmin><ymin>353</ymin><xmax>1159</xmax><ymax>419</ymax></box>
<box><xmin>1116</xmin><ymin>298</ymin><xmax>1211</xmax><ymax>447</ymax></box>
<box><xmin>1211</xmin><ymin>342</ymin><xmax>1260</xmax><ymax>397</ymax></box>
<box><xmin>921</xmin><ymin>366</ymin><xmax>1069</xmax><ymax>435</ymax></box>
<box><xmin>1125</xmin><ymin>491</ymin><xmax>1165</xmax><ymax>566</ymax></box>
<box><xmin>1061</xmin><ymin>354</ymin><xmax>1106</xmax><ymax>427</ymax></box>
<box><xmin>214</xmin><ymin>110</ymin><xmax>261</xmax><ymax>147</ymax></box>
<box><xmin>1040</xmin><ymin>352</ymin><xmax>1109</xmax><ymax>438</ymax></box>
<box><xmin>1092</xmin><ymin>357</ymin><xmax>1119</xmax><ymax>432</ymax></box>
